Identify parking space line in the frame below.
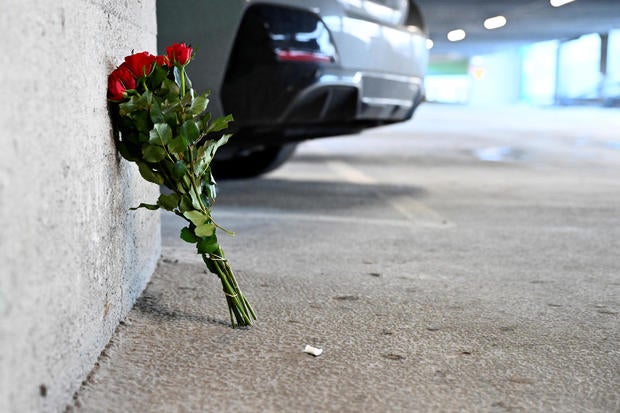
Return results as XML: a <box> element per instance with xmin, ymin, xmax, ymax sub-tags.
<box><xmin>325</xmin><ymin>160</ymin><xmax>378</xmax><ymax>184</ymax></box>
<box><xmin>326</xmin><ymin>160</ymin><xmax>452</xmax><ymax>227</ymax></box>
<box><xmin>215</xmin><ymin>209</ymin><xmax>438</xmax><ymax>228</ymax></box>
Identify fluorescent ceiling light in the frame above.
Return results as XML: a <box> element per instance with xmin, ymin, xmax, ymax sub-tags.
<box><xmin>447</xmin><ymin>29</ymin><xmax>466</xmax><ymax>42</ymax></box>
<box><xmin>550</xmin><ymin>0</ymin><xmax>576</xmax><ymax>7</ymax></box>
<box><xmin>426</xmin><ymin>39</ymin><xmax>434</xmax><ymax>49</ymax></box>
<box><xmin>484</xmin><ymin>15</ymin><xmax>507</xmax><ymax>30</ymax></box>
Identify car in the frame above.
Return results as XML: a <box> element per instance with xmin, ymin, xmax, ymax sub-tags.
<box><xmin>157</xmin><ymin>0</ymin><xmax>428</xmax><ymax>177</ymax></box>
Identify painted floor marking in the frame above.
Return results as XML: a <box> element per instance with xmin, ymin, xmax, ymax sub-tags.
<box><xmin>325</xmin><ymin>160</ymin><xmax>452</xmax><ymax>227</ymax></box>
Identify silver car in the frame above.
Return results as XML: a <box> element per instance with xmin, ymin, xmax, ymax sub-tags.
<box><xmin>158</xmin><ymin>0</ymin><xmax>428</xmax><ymax>177</ymax></box>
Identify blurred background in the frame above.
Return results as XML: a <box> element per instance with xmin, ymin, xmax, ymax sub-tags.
<box><xmin>417</xmin><ymin>0</ymin><xmax>620</xmax><ymax>107</ymax></box>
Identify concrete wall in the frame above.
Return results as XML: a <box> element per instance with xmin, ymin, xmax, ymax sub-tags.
<box><xmin>0</xmin><ymin>1</ymin><xmax>160</xmax><ymax>412</ymax></box>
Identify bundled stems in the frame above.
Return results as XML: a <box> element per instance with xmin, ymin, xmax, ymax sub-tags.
<box><xmin>202</xmin><ymin>249</ymin><xmax>256</xmax><ymax>327</ymax></box>
<box><xmin>109</xmin><ymin>44</ymin><xmax>257</xmax><ymax>328</ymax></box>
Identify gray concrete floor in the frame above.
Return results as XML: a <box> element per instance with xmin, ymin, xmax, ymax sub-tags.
<box><xmin>73</xmin><ymin>104</ymin><xmax>619</xmax><ymax>412</ymax></box>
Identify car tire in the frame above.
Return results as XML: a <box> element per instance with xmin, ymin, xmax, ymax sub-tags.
<box><xmin>212</xmin><ymin>143</ymin><xmax>297</xmax><ymax>179</ymax></box>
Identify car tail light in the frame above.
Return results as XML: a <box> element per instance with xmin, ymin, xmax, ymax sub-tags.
<box><xmin>275</xmin><ymin>49</ymin><xmax>335</xmax><ymax>64</ymax></box>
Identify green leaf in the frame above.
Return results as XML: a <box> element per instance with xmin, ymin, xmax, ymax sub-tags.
<box><xmin>143</xmin><ymin>90</ymin><xmax>153</xmax><ymax>105</ymax></box>
<box><xmin>183</xmin><ymin>210</ymin><xmax>208</xmax><ymax>226</ymax></box>
<box><xmin>189</xmin><ymin>190</ymin><xmax>203</xmax><ymax>210</ymax></box>
<box><xmin>195</xmin><ymin>223</ymin><xmax>215</xmax><ymax>237</ymax></box>
<box><xmin>185</xmin><ymin>71</ymin><xmax>193</xmax><ymax>89</ymax></box>
<box><xmin>157</xmin><ymin>193</ymin><xmax>179</xmax><ymax>211</ymax></box>
<box><xmin>137</xmin><ymin>131</ymin><xmax>149</xmax><ymax>143</ymax></box>
<box><xmin>199</xmin><ymin>112</ymin><xmax>212</xmax><ymax>130</ymax></box>
<box><xmin>137</xmin><ymin>162</ymin><xmax>164</xmax><ymax>185</ymax></box>
<box><xmin>171</xmin><ymin>68</ymin><xmax>194</xmax><ymax>102</ymax></box>
<box><xmin>196</xmin><ymin>235</ymin><xmax>219</xmax><ymax>255</ymax></box>
<box><xmin>142</xmin><ymin>144</ymin><xmax>167</xmax><ymax>163</ymax></box>
<box><xmin>180</xmin><ymin>120</ymin><xmax>200</xmax><ymax>144</ymax></box>
<box><xmin>158</xmin><ymin>92</ymin><xmax>180</xmax><ymax>119</ymax></box>
<box><xmin>161</xmin><ymin>80</ymin><xmax>181</xmax><ymax>105</ymax></box>
<box><xmin>149</xmin><ymin>123</ymin><xmax>173</xmax><ymax>146</ymax></box>
<box><xmin>180</xmin><ymin>227</ymin><xmax>197</xmax><ymax>243</ymax></box>
<box><xmin>116</xmin><ymin>141</ymin><xmax>136</xmax><ymax>162</ymax></box>
<box><xmin>179</xmin><ymin>194</ymin><xmax>193</xmax><ymax>211</ymax></box>
<box><xmin>200</xmin><ymin>192</ymin><xmax>211</xmax><ymax>209</ymax></box>
<box><xmin>193</xmin><ymin>144</ymin><xmax>210</xmax><ymax>176</ymax></box>
<box><xmin>173</xmin><ymin>66</ymin><xmax>183</xmax><ymax>88</ymax></box>
<box><xmin>131</xmin><ymin>111</ymin><xmax>150</xmax><ymax>134</ymax></box>
<box><xmin>190</xmin><ymin>94</ymin><xmax>209</xmax><ymax>116</ymax></box>
<box><xmin>203</xmin><ymin>174</ymin><xmax>217</xmax><ymax>200</ymax></box>
<box><xmin>215</xmin><ymin>133</ymin><xmax>231</xmax><ymax>148</ymax></box>
<box><xmin>168</xmin><ymin>135</ymin><xmax>188</xmax><ymax>154</ymax></box>
<box><xmin>130</xmin><ymin>203</ymin><xmax>159</xmax><ymax>211</ymax></box>
<box><xmin>149</xmin><ymin>65</ymin><xmax>168</xmax><ymax>90</ymax></box>
<box><xmin>181</xmin><ymin>92</ymin><xmax>193</xmax><ymax>111</ymax></box>
<box><xmin>164</xmin><ymin>110</ymin><xmax>178</xmax><ymax>127</ymax></box>
<box><xmin>149</xmin><ymin>98</ymin><xmax>165</xmax><ymax>124</ymax></box>
<box><xmin>119</xmin><ymin>93</ymin><xmax>150</xmax><ymax>116</ymax></box>
<box><xmin>207</xmin><ymin>114</ymin><xmax>233</xmax><ymax>134</ymax></box>
<box><xmin>194</xmin><ymin>134</ymin><xmax>231</xmax><ymax>177</ymax></box>
<box><xmin>172</xmin><ymin>160</ymin><xmax>187</xmax><ymax>179</ymax></box>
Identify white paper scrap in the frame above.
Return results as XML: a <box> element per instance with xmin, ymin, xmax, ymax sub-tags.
<box><xmin>303</xmin><ymin>345</ymin><xmax>323</xmax><ymax>357</ymax></box>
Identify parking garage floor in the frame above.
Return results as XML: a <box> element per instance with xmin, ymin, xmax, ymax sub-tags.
<box><xmin>72</xmin><ymin>103</ymin><xmax>619</xmax><ymax>412</ymax></box>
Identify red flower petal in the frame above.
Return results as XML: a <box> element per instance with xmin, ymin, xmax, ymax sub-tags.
<box><xmin>166</xmin><ymin>43</ymin><xmax>193</xmax><ymax>66</ymax></box>
<box><xmin>124</xmin><ymin>51</ymin><xmax>156</xmax><ymax>77</ymax></box>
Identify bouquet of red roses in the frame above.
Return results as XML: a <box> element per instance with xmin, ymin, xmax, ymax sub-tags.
<box><xmin>108</xmin><ymin>43</ymin><xmax>255</xmax><ymax>327</ymax></box>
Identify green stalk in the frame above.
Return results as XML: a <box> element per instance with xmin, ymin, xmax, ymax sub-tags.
<box><xmin>217</xmin><ymin>262</ymin><xmax>252</xmax><ymax>325</ymax></box>
<box><xmin>180</xmin><ymin>66</ymin><xmax>186</xmax><ymax>99</ymax></box>
<box><xmin>201</xmin><ymin>252</ymin><xmax>256</xmax><ymax>327</ymax></box>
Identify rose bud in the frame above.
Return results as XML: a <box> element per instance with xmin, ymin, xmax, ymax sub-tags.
<box><xmin>166</xmin><ymin>42</ymin><xmax>193</xmax><ymax>66</ymax></box>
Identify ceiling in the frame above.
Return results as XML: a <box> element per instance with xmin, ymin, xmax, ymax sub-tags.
<box><xmin>414</xmin><ymin>0</ymin><xmax>620</xmax><ymax>57</ymax></box>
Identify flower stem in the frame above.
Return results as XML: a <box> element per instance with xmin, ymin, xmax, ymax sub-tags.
<box><xmin>201</xmin><ymin>251</ymin><xmax>256</xmax><ymax>327</ymax></box>
<box><xmin>180</xmin><ymin>66</ymin><xmax>186</xmax><ymax>99</ymax></box>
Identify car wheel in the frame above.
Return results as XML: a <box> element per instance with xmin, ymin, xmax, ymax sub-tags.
<box><xmin>212</xmin><ymin>143</ymin><xmax>297</xmax><ymax>179</ymax></box>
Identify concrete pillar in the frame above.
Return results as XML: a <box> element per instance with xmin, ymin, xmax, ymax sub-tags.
<box><xmin>599</xmin><ymin>33</ymin><xmax>609</xmax><ymax>101</ymax></box>
<box><xmin>0</xmin><ymin>1</ymin><xmax>160</xmax><ymax>411</ymax></box>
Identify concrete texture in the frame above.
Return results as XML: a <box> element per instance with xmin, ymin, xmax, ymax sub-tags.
<box><xmin>74</xmin><ymin>104</ymin><xmax>619</xmax><ymax>412</ymax></box>
<box><xmin>0</xmin><ymin>1</ymin><xmax>159</xmax><ymax>412</ymax></box>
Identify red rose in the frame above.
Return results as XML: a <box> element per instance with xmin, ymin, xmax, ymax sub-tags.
<box><xmin>166</xmin><ymin>43</ymin><xmax>193</xmax><ymax>66</ymax></box>
<box><xmin>156</xmin><ymin>55</ymin><xmax>170</xmax><ymax>67</ymax></box>
<box><xmin>108</xmin><ymin>77</ymin><xmax>126</xmax><ymax>101</ymax></box>
<box><xmin>123</xmin><ymin>51</ymin><xmax>156</xmax><ymax>77</ymax></box>
<box><xmin>107</xmin><ymin>65</ymin><xmax>137</xmax><ymax>101</ymax></box>
<box><xmin>116</xmin><ymin>64</ymin><xmax>137</xmax><ymax>89</ymax></box>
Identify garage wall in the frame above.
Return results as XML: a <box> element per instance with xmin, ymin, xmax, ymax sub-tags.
<box><xmin>468</xmin><ymin>49</ymin><xmax>522</xmax><ymax>106</ymax></box>
<box><xmin>0</xmin><ymin>1</ymin><xmax>159</xmax><ymax>412</ymax></box>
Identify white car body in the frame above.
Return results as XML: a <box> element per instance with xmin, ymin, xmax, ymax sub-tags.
<box><xmin>158</xmin><ymin>0</ymin><xmax>428</xmax><ymax>176</ymax></box>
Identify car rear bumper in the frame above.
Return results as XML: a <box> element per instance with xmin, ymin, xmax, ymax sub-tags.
<box><xmin>221</xmin><ymin>2</ymin><xmax>426</xmax><ymax>143</ymax></box>
<box><xmin>223</xmin><ymin>65</ymin><xmax>424</xmax><ymax>143</ymax></box>
<box><xmin>280</xmin><ymin>68</ymin><xmax>424</xmax><ymax>123</ymax></box>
